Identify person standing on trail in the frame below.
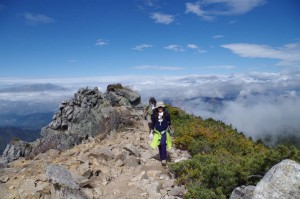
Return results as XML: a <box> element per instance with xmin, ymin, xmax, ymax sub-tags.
<box><xmin>143</xmin><ymin>97</ymin><xmax>157</xmax><ymax>133</ymax></box>
<box><xmin>149</xmin><ymin>101</ymin><xmax>172</xmax><ymax>166</ymax></box>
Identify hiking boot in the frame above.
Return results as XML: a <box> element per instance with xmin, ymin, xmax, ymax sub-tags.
<box><xmin>161</xmin><ymin>160</ymin><xmax>167</xmax><ymax>166</ymax></box>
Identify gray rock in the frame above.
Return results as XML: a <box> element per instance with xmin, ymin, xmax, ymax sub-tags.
<box><xmin>51</xmin><ymin>187</ymin><xmax>88</xmax><ymax>199</ymax></box>
<box><xmin>1</xmin><ymin>140</ymin><xmax>31</xmax><ymax>163</ymax></box>
<box><xmin>252</xmin><ymin>159</ymin><xmax>300</xmax><ymax>199</ymax></box>
<box><xmin>123</xmin><ymin>156</ymin><xmax>140</xmax><ymax>167</ymax></box>
<box><xmin>114</xmin><ymin>88</ymin><xmax>141</xmax><ymax>106</ymax></box>
<box><xmin>124</xmin><ymin>144</ymin><xmax>141</xmax><ymax>157</ymax></box>
<box><xmin>46</xmin><ymin>164</ymin><xmax>79</xmax><ymax>189</ymax></box>
<box><xmin>91</xmin><ymin>147</ymin><xmax>115</xmax><ymax>161</ymax></box>
<box><xmin>168</xmin><ymin>186</ymin><xmax>186</xmax><ymax>197</ymax></box>
<box><xmin>230</xmin><ymin>185</ymin><xmax>255</xmax><ymax>199</ymax></box>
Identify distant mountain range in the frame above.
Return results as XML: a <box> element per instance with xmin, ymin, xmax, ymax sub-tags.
<box><xmin>0</xmin><ymin>112</ymin><xmax>53</xmax><ymax>128</ymax></box>
<box><xmin>0</xmin><ymin>112</ymin><xmax>53</xmax><ymax>153</ymax></box>
<box><xmin>0</xmin><ymin>127</ymin><xmax>41</xmax><ymax>153</ymax></box>
<box><xmin>0</xmin><ymin>83</ymin><xmax>67</xmax><ymax>93</ymax></box>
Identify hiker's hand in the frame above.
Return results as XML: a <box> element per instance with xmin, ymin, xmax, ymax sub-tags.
<box><xmin>149</xmin><ymin>131</ymin><xmax>153</xmax><ymax>141</ymax></box>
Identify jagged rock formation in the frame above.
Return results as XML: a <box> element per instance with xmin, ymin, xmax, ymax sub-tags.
<box><xmin>230</xmin><ymin>159</ymin><xmax>300</xmax><ymax>199</ymax></box>
<box><xmin>0</xmin><ymin>118</ymin><xmax>190</xmax><ymax>198</ymax></box>
<box><xmin>1</xmin><ymin>85</ymin><xmax>142</xmax><ymax>163</ymax></box>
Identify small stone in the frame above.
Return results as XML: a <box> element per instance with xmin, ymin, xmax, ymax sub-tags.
<box><xmin>0</xmin><ymin>175</ymin><xmax>9</xmax><ymax>183</ymax></box>
<box><xmin>147</xmin><ymin>170</ymin><xmax>161</xmax><ymax>178</ymax></box>
<box><xmin>9</xmin><ymin>185</ymin><xmax>15</xmax><ymax>190</ymax></box>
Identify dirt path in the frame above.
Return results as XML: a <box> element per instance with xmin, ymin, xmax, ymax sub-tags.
<box><xmin>0</xmin><ymin>118</ymin><xmax>190</xmax><ymax>199</ymax></box>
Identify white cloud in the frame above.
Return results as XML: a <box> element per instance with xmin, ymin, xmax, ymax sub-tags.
<box><xmin>222</xmin><ymin>42</ymin><xmax>300</xmax><ymax>66</ymax></box>
<box><xmin>132</xmin><ymin>44</ymin><xmax>153</xmax><ymax>51</ymax></box>
<box><xmin>143</xmin><ymin>0</ymin><xmax>159</xmax><ymax>7</ymax></box>
<box><xmin>95</xmin><ymin>39</ymin><xmax>109</xmax><ymax>46</ymax></box>
<box><xmin>205</xmin><ymin>65</ymin><xmax>236</xmax><ymax>70</ymax></box>
<box><xmin>132</xmin><ymin>65</ymin><xmax>184</xmax><ymax>71</ymax></box>
<box><xmin>186</xmin><ymin>0</ymin><xmax>266</xmax><ymax>20</ymax></box>
<box><xmin>187</xmin><ymin>44</ymin><xmax>206</xmax><ymax>53</ymax></box>
<box><xmin>187</xmin><ymin>44</ymin><xmax>198</xmax><ymax>49</ymax></box>
<box><xmin>212</xmin><ymin>35</ymin><xmax>224</xmax><ymax>39</ymax></box>
<box><xmin>150</xmin><ymin>12</ymin><xmax>174</xmax><ymax>24</ymax></box>
<box><xmin>164</xmin><ymin>44</ymin><xmax>185</xmax><ymax>52</ymax></box>
<box><xmin>186</xmin><ymin>2</ymin><xmax>214</xmax><ymax>20</ymax></box>
<box><xmin>24</xmin><ymin>12</ymin><xmax>54</xmax><ymax>25</ymax></box>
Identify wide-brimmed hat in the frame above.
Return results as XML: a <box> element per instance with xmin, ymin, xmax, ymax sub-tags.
<box><xmin>156</xmin><ymin>101</ymin><xmax>166</xmax><ymax>108</ymax></box>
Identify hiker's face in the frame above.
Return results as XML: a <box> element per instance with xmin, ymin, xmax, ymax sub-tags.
<box><xmin>158</xmin><ymin>107</ymin><xmax>163</xmax><ymax>112</ymax></box>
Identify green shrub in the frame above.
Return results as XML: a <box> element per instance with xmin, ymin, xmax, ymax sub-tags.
<box><xmin>167</xmin><ymin>105</ymin><xmax>300</xmax><ymax>198</ymax></box>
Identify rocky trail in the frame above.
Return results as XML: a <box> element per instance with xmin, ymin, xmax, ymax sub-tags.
<box><xmin>0</xmin><ymin>113</ymin><xmax>190</xmax><ymax>199</ymax></box>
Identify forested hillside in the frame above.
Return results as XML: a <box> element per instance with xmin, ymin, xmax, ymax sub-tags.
<box><xmin>168</xmin><ymin>106</ymin><xmax>300</xmax><ymax>199</ymax></box>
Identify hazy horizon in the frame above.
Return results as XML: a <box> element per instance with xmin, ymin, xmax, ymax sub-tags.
<box><xmin>1</xmin><ymin>70</ymin><xmax>300</xmax><ymax>143</ymax></box>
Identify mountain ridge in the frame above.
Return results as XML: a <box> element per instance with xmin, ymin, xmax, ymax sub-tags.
<box><xmin>0</xmin><ymin>84</ymin><xmax>299</xmax><ymax>198</ymax></box>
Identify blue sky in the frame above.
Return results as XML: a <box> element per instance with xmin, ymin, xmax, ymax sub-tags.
<box><xmin>1</xmin><ymin>0</ymin><xmax>299</xmax><ymax>77</ymax></box>
<box><xmin>0</xmin><ymin>0</ymin><xmax>300</xmax><ymax>140</ymax></box>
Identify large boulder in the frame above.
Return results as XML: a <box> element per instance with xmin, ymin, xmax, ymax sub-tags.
<box><xmin>46</xmin><ymin>164</ymin><xmax>88</xmax><ymax>199</ymax></box>
<box><xmin>252</xmin><ymin>159</ymin><xmax>300</xmax><ymax>199</ymax></box>
<box><xmin>230</xmin><ymin>159</ymin><xmax>300</xmax><ymax>199</ymax></box>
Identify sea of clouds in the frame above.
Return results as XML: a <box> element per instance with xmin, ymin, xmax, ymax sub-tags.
<box><xmin>0</xmin><ymin>70</ymin><xmax>299</xmax><ymax>142</ymax></box>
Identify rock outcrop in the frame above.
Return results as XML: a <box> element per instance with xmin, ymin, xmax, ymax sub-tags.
<box><xmin>0</xmin><ymin>140</ymin><xmax>31</xmax><ymax>165</ymax></box>
<box><xmin>230</xmin><ymin>159</ymin><xmax>300</xmax><ymax>199</ymax></box>
<box><xmin>1</xmin><ymin>85</ymin><xmax>142</xmax><ymax>163</ymax></box>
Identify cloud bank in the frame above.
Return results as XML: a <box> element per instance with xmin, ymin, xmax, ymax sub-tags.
<box><xmin>1</xmin><ymin>70</ymin><xmax>300</xmax><ymax>142</ymax></box>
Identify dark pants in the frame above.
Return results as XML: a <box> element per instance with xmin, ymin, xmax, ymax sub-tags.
<box><xmin>158</xmin><ymin>132</ymin><xmax>167</xmax><ymax>161</ymax></box>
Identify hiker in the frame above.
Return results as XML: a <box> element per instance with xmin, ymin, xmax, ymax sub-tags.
<box><xmin>149</xmin><ymin>101</ymin><xmax>172</xmax><ymax>166</ymax></box>
<box><xmin>143</xmin><ymin>97</ymin><xmax>157</xmax><ymax>133</ymax></box>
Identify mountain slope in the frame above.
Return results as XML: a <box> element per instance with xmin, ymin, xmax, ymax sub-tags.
<box><xmin>0</xmin><ymin>118</ymin><xmax>190</xmax><ymax>198</ymax></box>
<box><xmin>168</xmin><ymin>106</ymin><xmax>300</xmax><ymax>198</ymax></box>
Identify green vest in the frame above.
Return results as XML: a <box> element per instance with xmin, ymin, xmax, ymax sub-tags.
<box><xmin>150</xmin><ymin>129</ymin><xmax>172</xmax><ymax>150</ymax></box>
